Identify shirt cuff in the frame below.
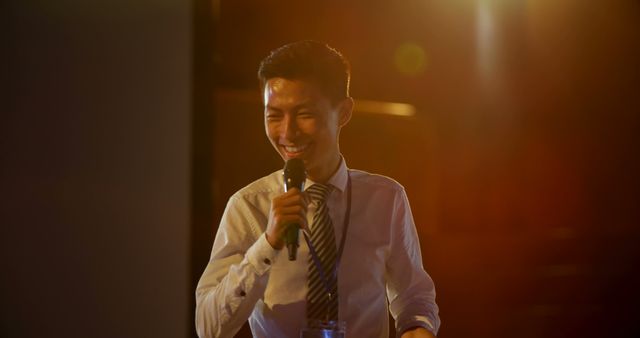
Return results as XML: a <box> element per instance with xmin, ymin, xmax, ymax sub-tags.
<box><xmin>245</xmin><ymin>233</ymin><xmax>280</xmax><ymax>276</ymax></box>
<box><xmin>397</xmin><ymin>315</ymin><xmax>437</xmax><ymax>338</ymax></box>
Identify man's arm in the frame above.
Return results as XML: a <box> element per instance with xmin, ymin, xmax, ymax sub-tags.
<box><xmin>195</xmin><ymin>189</ymin><xmax>309</xmax><ymax>338</ymax></box>
<box><xmin>195</xmin><ymin>195</ymin><xmax>277</xmax><ymax>338</ymax></box>
<box><xmin>386</xmin><ymin>187</ymin><xmax>440</xmax><ymax>338</ymax></box>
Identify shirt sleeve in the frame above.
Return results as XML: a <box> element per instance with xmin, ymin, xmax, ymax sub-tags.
<box><xmin>386</xmin><ymin>187</ymin><xmax>441</xmax><ymax>337</ymax></box>
<box><xmin>195</xmin><ymin>194</ymin><xmax>280</xmax><ymax>338</ymax></box>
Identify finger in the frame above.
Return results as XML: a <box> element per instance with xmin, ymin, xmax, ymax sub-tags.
<box><xmin>277</xmin><ymin>194</ymin><xmax>308</xmax><ymax>211</ymax></box>
<box><xmin>282</xmin><ymin>187</ymin><xmax>301</xmax><ymax>196</ymax></box>
<box><xmin>276</xmin><ymin>215</ymin><xmax>307</xmax><ymax>230</ymax></box>
<box><xmin>275</xmin><ymin>188</ymin><xmax>304</xmax><ymax>202</ymax></box>
<box><xmin>293</xmin><ymin>217</ymin><xmax>309</xmax><ymax>230</ymax></box>
<box><xmin>273</xmin><ymin>211</ymin><xmax>307</xmax><ymax>229</ymax></box>
<box><xmin>277</xmin><ymin>205</ymin><xmax>307</xmax><ymax>216</ymax></box>
<box><xmin>301</xmin><ymin>191</ymin><xmax>311</xmax><ymax>205</ymax></box>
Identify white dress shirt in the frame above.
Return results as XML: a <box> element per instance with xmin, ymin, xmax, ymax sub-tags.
<box><xmin>195</xmin><ymin>159</ymin><xmax>440</xmax><ymax>338</ymax></box>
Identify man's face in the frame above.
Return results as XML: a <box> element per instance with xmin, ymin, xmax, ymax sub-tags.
<box><xmin>264</xmin><ymin>77</ymin><xmax>351</xmax><ymax>182</ymax></box>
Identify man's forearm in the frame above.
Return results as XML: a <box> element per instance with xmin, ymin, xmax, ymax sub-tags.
<box><xmin>195</xmin><ymin>255</ymin><xmax>266</xmax><ymax>337</ymax></box>
<box><xmin>196</xmin><ymin>234</ymin><xmax>278</xmax><ymax>337</ymax></box>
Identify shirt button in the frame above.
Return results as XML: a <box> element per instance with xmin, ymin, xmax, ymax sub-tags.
<box><xmin>263</xmin><ymin>258</ymin><xmax>271</xmax><ymax>265</ymax></box>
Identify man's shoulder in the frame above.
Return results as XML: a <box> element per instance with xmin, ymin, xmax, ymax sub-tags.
<box><xmin>348</xmin><ymin>168</ymin><xmax>405</xmax><ymax>193</ymax></box>
<box><xmin>231</xmin><ymin>169</ymin><xmax>282</xmax><ymax>200</ymax></box>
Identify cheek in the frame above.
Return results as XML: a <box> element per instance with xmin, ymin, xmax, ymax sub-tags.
<box><xmin>265</xmin><ymin>122</ymin><xmax>277</xmax><ymax>137</ymax></box>
<box><xmin>265</xmin><ymin>127</ymin><xmax>279</xmax><ymax>147</ymax></box>
<box><xmin>300</xmin><ymin>123</ymin><xmax>317</xmax><ymax>135</ymax></box>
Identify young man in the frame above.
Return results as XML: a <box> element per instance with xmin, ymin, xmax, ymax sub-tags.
<box><xmin>196</xmin><ymin>41</ymin><xmax>440</xmax><ymax>338</ymax></box>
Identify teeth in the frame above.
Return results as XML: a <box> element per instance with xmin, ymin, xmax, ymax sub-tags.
<box><xmin>284</xmin><ymin>144</ymin><xmax>308</xmax><ymax>153</ymax></box>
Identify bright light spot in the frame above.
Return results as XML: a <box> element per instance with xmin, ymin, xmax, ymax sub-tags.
<box><xmin>354</xmin><ymin>99</ymin><xmax>416</xmax><ymax>117</ymax></box>
<box><xmin>476</xmin><ymin>1</ymin><xmax>496</xmax><ymax>77</ymax></box>
<box><xmin>393</xmin><ymin>42</ymin><xmax>428</xmax><ymax>76</ymax></box>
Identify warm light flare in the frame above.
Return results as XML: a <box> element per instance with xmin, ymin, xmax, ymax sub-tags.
<box><xmin>353</xmin><ymin>99</ymin><xmax>417</xmax><ymax>117</ymax></box>
<box><xmin>393</xmin><ymin>42</ymin><xmax>428</xmax><ymax>76</ymax></box>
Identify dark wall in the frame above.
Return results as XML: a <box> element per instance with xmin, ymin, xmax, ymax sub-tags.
<box><xmin>2</xmin><ymin>1</ymin><xmax>190</xmax><ymax>337</ymax></box>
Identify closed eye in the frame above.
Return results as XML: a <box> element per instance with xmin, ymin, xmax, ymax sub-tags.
<box><xmin>297</xmin><ymin>111</ymin><xmax>315</xmax><ymax>118</ymax></box>
<box><xmin>266</xmin><ymin>114</ymin><xmax>283</xmax><ymax>121</ymax></box>
<box><xmin>265</xmin><ymin>108</ymin><xmax>283</xmax><ymax>121</ymax></box>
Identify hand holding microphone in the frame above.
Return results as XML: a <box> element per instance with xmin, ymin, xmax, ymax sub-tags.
<box><xmin>265</xmin><ymin>159</ymin><xmax>307</xmax><ymax>260</ymax></box>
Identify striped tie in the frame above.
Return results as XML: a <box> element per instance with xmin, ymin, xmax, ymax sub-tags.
<box><xmin>305</xmin><ymin>183</ymin><xmax>338</xmax><ymax>322</ymax></box>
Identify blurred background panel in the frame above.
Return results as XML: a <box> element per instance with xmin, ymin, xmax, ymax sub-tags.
<box><xmin>209</xmin><ymin>0</ymin><xmax>640</xmax><ymax>337</ymax></box>
<box><xmin>3</xmin><ymin>1</ymin><xmax>191</xmax><ymax>338</ymax></box>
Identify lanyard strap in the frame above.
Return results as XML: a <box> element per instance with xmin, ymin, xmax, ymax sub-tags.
<box><xmin>303</xmin><ymin>172</ymin><xmax>352</xmax><ymax>301</ymax></box>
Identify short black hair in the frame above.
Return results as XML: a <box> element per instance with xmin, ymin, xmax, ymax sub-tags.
<box><xmin>258</xmin><ymin>40</ymin><xmax>351</xmax><ymax>104</ymax></box>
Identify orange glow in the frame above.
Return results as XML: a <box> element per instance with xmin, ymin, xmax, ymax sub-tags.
<box><xmin>354</xmin><ymin>99</ymin><xmax>416</xmax><ymax>117</ymax></box>
<box><xmin>393</xmin><ymin>42</ymin><xmax>428</xmax><ymax>76</ymax></box>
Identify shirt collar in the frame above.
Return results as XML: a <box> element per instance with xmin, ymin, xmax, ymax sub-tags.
<box><xmin>305</xmin><ymin>156</ymin><xmax>349</xmax><ymax>193</ymax></box>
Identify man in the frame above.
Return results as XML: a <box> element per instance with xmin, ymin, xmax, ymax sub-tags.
<box><xmin>196</xmin><ymin>41</ymin><xmax>440</xmax><ymax>338</ymax></box>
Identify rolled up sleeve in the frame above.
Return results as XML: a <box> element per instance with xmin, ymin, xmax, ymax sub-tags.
<box><xmin>386</xmin><ymin>188</ymin><xmax>440</xmax><ymax>337</ymax></box>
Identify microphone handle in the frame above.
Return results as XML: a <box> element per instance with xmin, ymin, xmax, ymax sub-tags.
<box><xmin>286</xmin><ymin>223</ymin><xmax>299</xmax><ymax>260</ymax></box>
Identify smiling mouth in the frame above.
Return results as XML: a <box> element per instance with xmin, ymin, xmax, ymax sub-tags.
<box><xmin>282</xmin><ymin>143</ymin><xmax>310</xmax><ymax>157</ymax></box>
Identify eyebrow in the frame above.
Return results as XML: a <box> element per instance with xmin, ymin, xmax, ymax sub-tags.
<box><xmin>265</xmin><ymin>102</ymin><xmax>316</xmax><ymax>112</ymax></box>
<box><xmin>265</xmin><ymin>105</ymin><xmax>283</xmax><ymax>113</ymax></box>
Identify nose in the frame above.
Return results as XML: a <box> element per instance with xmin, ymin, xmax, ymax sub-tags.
<box><xmin>281</xmin><ymin>114</ymin><xmax>298</xmax><ymax>142</ymax></box>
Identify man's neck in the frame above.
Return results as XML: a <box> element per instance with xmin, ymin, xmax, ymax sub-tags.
<box><xmin>307</xmin><ymin>154</ymin><xmax>342</xmax><ymax>184</ymax></box>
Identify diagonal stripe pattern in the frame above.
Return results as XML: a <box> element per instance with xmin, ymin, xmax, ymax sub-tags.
<box><xmin>305</xmin><ymin>183</ymin><xmax>338</xmax><ymax>322</ymax></box>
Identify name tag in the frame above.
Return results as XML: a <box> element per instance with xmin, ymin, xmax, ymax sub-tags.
<box><xmin>300</xmin><ymin>320</ymin><xmax>346</xmax><ymax>338</ymax></box>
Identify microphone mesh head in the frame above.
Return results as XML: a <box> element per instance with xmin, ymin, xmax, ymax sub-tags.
<box><xmin>284</xmin><ymin>159</ymin><xmax>306</xmax><ymax>191</ymax></box>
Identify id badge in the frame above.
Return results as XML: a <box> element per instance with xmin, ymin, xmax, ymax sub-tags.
<box><xmin>300</xmin><ymin>320</ymin><xmax>346</xmax><ymax>338</ymax></box>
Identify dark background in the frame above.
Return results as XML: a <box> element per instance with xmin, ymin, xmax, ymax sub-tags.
<box><xmin>3</xmin><ymin>1</ymin><xmax>640</xmax><ymax>338</ymax></box>
<box><xmin>3</xmin><ymin>1</ymin><xmax>191</xmax><ymax>337</ymax></box>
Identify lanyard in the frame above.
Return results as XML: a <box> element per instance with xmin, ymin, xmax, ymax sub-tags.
<box><xmin>303</xmin><ymin>172</ymin><xmax>352</xmax><ymax>309</ymax></box>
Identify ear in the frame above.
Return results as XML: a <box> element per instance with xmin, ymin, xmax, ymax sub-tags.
<box><xmin>338</xmin><ymin>97</ymin><xmax>354</xmax><ymax>127</ymax></box>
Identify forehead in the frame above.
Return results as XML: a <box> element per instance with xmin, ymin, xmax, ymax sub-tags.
<box><xmin>263</xmin><ymin>78</ymin><xmax>329</xmax><ymax>109</ymax></box>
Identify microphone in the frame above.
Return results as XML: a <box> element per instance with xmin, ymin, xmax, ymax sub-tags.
<box><xmin>283</xmin><ymin>158</ymin><xmax>306</xmax><ymax>261</ymax></box>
